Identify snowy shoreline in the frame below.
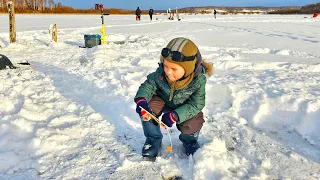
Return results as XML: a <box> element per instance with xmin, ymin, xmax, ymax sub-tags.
<box><xmin>1</xmin><ymin>14</ymin><xmax>319</xmax><ymax>179</ymax></box>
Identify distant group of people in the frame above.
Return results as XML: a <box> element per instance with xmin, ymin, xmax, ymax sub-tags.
<box><xmin>167</xmin><ymin>8</ymin><xmax>180</xmax><ymax>21</ymax></box>
<box><xmin>135</xmin><ymin>7</ymin><xmax>154</xmax><ymax>21</ymax></box>
<box><xmin>135</xmin><ymin>7</ymin><xmax>218</xmax><ymax>21</ymax></box>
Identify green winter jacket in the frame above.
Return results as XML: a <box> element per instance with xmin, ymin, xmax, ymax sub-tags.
<box><xmin>135</xmin><ymin>63</ymin><xmax>206</xmax><ymax>123</ymax></box>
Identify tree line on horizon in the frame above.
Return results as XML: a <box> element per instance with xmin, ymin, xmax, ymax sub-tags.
<box><xmin>0</xmin><ymin>0</ymin><xmax>143</xmax><ymax>14</ymax></box>
<box><xmin>0</xmin><ymin>0</ymin><xmax>56</xmax><ymax>11</ymax></box>
<box><xmin>269</xmin><ymin>2</ymin><xmax>320</xmax><ymax>14</ymax></box>
<box><xmin>0</xmin><ymin>0</ymin><xmax>319</xmax><ymax>14</ymax></box>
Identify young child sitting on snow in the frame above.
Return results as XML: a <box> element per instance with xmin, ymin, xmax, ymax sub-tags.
<box><xmin>134</xmin><ymin>37</ymin><xmax>213</xmax><ymax>159</ymax></box>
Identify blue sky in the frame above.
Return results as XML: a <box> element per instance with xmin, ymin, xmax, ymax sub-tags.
<box><xmin>57</xmin><ymin>0</ymin><xmax>320</xmax><ymax>10</ymax></box>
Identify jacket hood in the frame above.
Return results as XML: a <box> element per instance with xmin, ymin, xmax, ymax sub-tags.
<box><xmin>194</xmin><ymin>50</ymin><xmax>203</xmax><ymax>77</ymax></box>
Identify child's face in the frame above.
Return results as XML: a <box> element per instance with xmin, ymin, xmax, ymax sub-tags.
<box><xmin>163</xmin><ymin>59</ymin><xmax>185</xmax><ymax>81</ymax></box>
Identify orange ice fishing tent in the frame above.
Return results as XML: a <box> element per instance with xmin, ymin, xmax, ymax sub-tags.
<box><xmin>313</xmin><ymin>13</ymin><xmax>318</xmax><ymax>18</ymax></box>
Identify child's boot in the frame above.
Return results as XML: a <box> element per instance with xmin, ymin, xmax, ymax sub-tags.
<box><xmin>179</xmin><ymin>131</ymin><xmax>200</xmax><ymax>156</ymax></box>
<box><xmin>141</xmin><ymin>120</ymin><xmax>163</xmax><ymax>159</ymax></box>
<box><xmin>142</xmin><ymin>137</ymin><xmax>162</xmax><ymax>160</ymax></box>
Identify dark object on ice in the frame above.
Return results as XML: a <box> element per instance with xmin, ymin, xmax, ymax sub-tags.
<box><xmin>83</xmin><ymin>34</ymin><xmax>101</xmax><ymax>48</ymax></box>
<box><xmin>161</xmin><ymin>175</ymin><xmax>183</xmax><ymax>180</ymax></box>
<box><xmin>17</xmin><ymin>62</ymin><xmax>30</xmax><ymax>65</ymax></box>
<box><xmin>0</xmin><ymin>54</ymin><xmax>16</xmax><ymax>70</ymax></box>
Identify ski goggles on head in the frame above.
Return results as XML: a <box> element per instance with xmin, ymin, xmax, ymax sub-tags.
<box><xmin>161</xmin><ymin>48</ymin><xmax>196</xmax><ymax>62</ymax></box>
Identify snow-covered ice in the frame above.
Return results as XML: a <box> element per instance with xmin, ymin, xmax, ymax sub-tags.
<box><xmin>0</xmin><ymin>14</ymin><xmax>320</xmax><ymax>179</ymax></box>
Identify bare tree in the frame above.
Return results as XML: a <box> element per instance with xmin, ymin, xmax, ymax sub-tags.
<box><xmin>38</xmin><ymin>0</ymin><xmax>47</xmax><ymax>11</ymax></box>
<box><xmin>21</xmin><ymin>0</ymin><xmax>27</xmax><ymax>10</ymax></box>
<box><xmin>0</xmin><ymin>0</ymin><xmax>4</xmax><ymax>8</ymax></box>
<box><xmin>38</xmin><ymin>0</ymin><xmax>42</xmax><ymax>10</ymax></box>
<box><xmin>14</xmin><ymin>0</ymin><xmax>28</xmax><ymax>10</ymax></box>
<box><xmin>43</xmin><ymin>0</ymin><xmax>46</xmax><ymax>10</ymax></box>
<box><xmin>29</xmin><ymin>0</ymin><xmax>36</xmax><ymax>10</ymax></box>
<box><xmin>49</xmin><ymin>0</ymin><xmax>54</xmax><ymax>10</ymax></box>
<box><xmin>13</xmin><ymin>0</ymin><xmax>19</xmax><ymax>8</ymax></box>
<box><xmin>0</xmin><ymin>0</ymin><xmax>60</xmax><ymax>11</ymax></box>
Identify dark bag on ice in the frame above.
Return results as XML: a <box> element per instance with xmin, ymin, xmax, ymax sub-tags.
<box><xmin>0</xmin><ymin>54</ymin><xmax>16</xmax><ymax>70</ymax></box>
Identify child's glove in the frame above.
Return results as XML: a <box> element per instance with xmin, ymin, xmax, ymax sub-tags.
<box><xmin>135</xmin><ymin>98</ymin><xmax>152</xmax><ymax>120</ymax></box>
<box><xmin>161</xmin><ymin>111</ymin><xmax>179</xmax><ymax>127</ymax></box>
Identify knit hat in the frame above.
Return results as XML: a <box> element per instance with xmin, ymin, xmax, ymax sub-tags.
<box><xmin>164</xmin><ymin>37</ymin><xmax>198</xmax><ymax>77</ymax></box>
<box><xmin>162</xmin><ymin>38</ymin><xmax>199</xmax><ymax>101</ymax></box>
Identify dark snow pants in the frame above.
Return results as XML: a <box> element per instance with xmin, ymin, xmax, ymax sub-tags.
<box><xmin>149</xmin><ymin>96</ymin><xmax>204</xmax><ymax>135</ymax></box>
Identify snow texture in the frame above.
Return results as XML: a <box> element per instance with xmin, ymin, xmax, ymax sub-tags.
<box><xmin>0</xmin><ymin>14</ymin><xmax>320</xmax><ymax>179</ymax></box>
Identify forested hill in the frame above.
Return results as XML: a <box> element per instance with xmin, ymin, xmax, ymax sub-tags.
<box><xmin>300</xmin><ymin>2</ymin><xmax>320</xmax><ymax>13</ymax></box>
<box><xmin>180</xmin><ymin>2</ymin><xmax>320</xmax><ymax>14</ymax></box>
<box><xmin>179</xmin><ymin>6</ymin><xmax>299</xmax><ymax>13</ymax></box>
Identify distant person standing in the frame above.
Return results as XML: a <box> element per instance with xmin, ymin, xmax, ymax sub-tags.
<box><xmin>168</xmin><ymin>8</ymin><xmax>173</xmax><ymax>20</ymax></box>
<box><xmin>149</xmin><ymin>8</ymin><xmax>154</xmax><ymax>20</ymax></box>
<box><xmin>214</xmin><ymin>9</ymin><xmax>217</xmax><ymax>19</ymax></box>
<box><xmin>136</xmin><ymin>7</ymin><xmax>141</xmax><ymax>21</ymax></box>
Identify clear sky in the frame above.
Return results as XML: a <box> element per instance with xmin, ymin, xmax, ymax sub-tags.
<box><xmin>57</xmin><ymin>0</ymin><xmax>320</xmax><ymax>10</ymax></box>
